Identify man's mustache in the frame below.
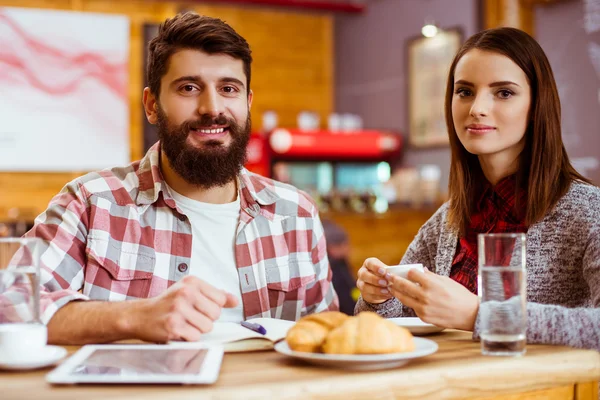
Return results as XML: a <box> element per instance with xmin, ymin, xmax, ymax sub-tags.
<box><xmin>184</xmin><ymin>115</ymin><xmax>231</xmax><ymax>130</ymax></box>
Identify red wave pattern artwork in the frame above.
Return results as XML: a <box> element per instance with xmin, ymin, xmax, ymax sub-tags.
<box><xmin>0</xmin><ymin>11</ymin><xmax>127</xmax><ymax>99</ymax></box>
<box><xmin>0</xmin><ymin>7</ymin><xmax>130</xmax><ymax>172</ymax></box>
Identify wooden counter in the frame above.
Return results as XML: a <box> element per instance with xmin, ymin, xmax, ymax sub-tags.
<box><xmin>2</xmin><ymin>331</ymin><xmax>599</xmax><ymax>400</ymax></box>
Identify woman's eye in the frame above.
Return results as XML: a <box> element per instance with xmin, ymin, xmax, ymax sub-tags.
<box><xmin>455</xmin><ymin>88</ymin><xmax>472</xmax><ymax>97</ymax></box>
<box><xmin>497</xmin><ymin>90</ymin><xmax>513</xmax><ymax>99</ymax></box>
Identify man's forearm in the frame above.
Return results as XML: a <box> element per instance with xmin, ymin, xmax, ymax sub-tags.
<box><xmin>47</xmin><ymin>300</ymin><xmax>144</xmax><ymax>345</ymax></box>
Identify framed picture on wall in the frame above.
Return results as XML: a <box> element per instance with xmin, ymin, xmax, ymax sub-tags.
<box><xmin>0</xmin><ymin>7</ymin><xmax>131</xmax><ymax>171</ymax></box>
<box><xmin>407</xmin><ymin>28</ymin><xmax>462</xmax><ymax>148</ymax></box>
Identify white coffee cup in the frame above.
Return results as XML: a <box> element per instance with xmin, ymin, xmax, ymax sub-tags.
<box><xmin>0</xmin><ymin>323</ymin><xmax>47</xmax><ymax>361</ymax></box>
<box><xmin>385</xmin><ymin>263</ymin><xmax>425</xmax><ymax>279</ymax></box>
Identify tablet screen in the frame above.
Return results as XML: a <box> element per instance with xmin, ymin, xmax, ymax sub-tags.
<box><xmin>72</xmin><ymin>348</ymin><xmax>209</xmax><ymax>376</ymax></box>
<box><xmin>47</xmin><ymin>344</ymin><xmax>224</xmax><ymax>384</ymax></box>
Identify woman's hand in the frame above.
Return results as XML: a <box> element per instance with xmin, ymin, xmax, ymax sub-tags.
<box><xmin>356</xmin><ymin>258</ymin><xmax>394</xmax><ymax>304</ymax></box>
<box><xmin>388</xmin><ymin>268</ymin><xmax>479</xmax><ymax>331</ymax></box>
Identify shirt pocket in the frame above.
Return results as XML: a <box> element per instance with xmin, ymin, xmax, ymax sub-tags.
<box><xmin>85</xmin><ymin>237</ymin><xmax>155</xmax><ymax>298</ymax></box>
<box><xmin>265</xmin><ymin>260</ymin><xmax>316</xmax><ymax>292</ymax></box>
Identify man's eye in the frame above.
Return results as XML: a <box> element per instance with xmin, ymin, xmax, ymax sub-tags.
<box><xmin>182</xmin><ymin>85</ymin><xmax>197</xmax><ymax>92</ymax></box>
<box><xmin>222</xmin><ymin>86</ymin><xmax>237</xmax><ymax>93</ymax></box>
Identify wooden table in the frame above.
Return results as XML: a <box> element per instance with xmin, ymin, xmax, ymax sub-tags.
<box><xmin>2</xmin><ymin>331</ymin><xmax>599</xmax><ymax>400</ymax></box>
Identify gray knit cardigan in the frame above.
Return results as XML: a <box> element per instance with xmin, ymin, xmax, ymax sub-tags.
<box><xmin>356</xmin><ymin>181</ymin><xmax>600</xmax><ymax>350</ymax></box>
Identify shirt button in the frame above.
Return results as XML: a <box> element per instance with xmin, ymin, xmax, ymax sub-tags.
<box><xmin>178</xmin><ymin>263</ymin><xmax>188</xmax><ymax>273</ymax></box>
<box><xmin>178</xmin><ymin>214</ymin><xmax>187</xmax><ymax>221</ymax></box>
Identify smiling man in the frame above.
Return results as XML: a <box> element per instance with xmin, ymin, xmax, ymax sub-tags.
<box><xmin>14</xmin><ymin>12</ymin><xmax>338</xmax><ymax>345</ymax></box>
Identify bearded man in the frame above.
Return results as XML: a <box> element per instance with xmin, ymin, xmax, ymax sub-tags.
<box><xmin>14</xmin><ymin>12</ymin><xmax>338</xmax><ymax>345</ymax></box>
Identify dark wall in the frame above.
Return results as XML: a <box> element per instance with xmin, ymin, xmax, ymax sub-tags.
<box><xmin>535</xmin><ymin>0</ymin><xmax>600</xmax><ymax>184</ymax></box>
<box><xmin>334</xmin><ymin>0</ymin><xmax>479</xmax><ymax>192</ymax></box>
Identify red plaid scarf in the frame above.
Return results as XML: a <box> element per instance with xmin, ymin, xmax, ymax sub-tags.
<box><xmin>450</xmin><ymin>174</ymin><xmax>528</xmax><ymax>294</ymax></box>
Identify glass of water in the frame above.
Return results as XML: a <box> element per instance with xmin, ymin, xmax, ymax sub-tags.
<box><xmin>0</xmin><ymin>238</ymin><xmax>43</xmax><ymax>324</ymax></box>
<box><xmin>477</xmin><ymin>233</ymin><xmax>527</xmax><ymax>356</ymax></box>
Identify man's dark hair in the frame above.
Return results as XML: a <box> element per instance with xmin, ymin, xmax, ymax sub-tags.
<box><xmin>147</xmin><ymin>12</ymin><xmax>252</xmax><ymax>97</ymax></box>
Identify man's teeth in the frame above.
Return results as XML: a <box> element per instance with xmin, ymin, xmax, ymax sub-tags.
<box><xmin>195</xmin><ymin>127</ymin><xmax>226</xmax><ymax>134</ymax></box>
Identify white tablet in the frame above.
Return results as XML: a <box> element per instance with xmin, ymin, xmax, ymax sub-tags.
<box><xmin>46</xmin><ymin>344</ymin><xmax>224</xmax><ymax>385</ymax></box>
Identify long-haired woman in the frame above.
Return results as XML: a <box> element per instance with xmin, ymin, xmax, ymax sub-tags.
<box><xmin>355</xmin><ymin>27</ymin><xmax>600</xmax><ymax>350</ymax></box>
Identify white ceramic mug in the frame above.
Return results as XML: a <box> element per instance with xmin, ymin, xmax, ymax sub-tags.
<box><xmin>0</xmin><ymin>323</ymin><xmax>48</xmax><ymax>361</ymax></box>
<box><xmin>385</xmin><ymin>263</ymin><xmax>425</xmax><ymax>279</ymax></box>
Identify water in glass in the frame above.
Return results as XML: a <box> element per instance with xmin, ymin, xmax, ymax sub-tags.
<box><xmin>479</xmin><ymin>265</ymin><xmax>526</xmax><ymax>356</ymax></box>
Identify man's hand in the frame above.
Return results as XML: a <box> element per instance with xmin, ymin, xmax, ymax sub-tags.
<box><xmin>127</xmin><ymin>276</ymin><xmax>238</xmax><ymax>343</ymax></box>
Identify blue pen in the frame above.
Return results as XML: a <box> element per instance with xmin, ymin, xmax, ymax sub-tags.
<box><xmin>240</xmin><ymin>320</ymin><xmax>267</xmax><ymax>335</ymax></box>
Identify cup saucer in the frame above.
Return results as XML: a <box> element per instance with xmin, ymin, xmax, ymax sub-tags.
<box><xmin>0</xmin><ymin>345</ymin><xmax>67</xmax><ymax>371</ymax></box>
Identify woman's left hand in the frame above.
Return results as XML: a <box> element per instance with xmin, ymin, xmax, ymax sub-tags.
<box><xmin>388</xmin><ymin>269</ymin><xmax>479</xmax><ymax>331</ymax></box>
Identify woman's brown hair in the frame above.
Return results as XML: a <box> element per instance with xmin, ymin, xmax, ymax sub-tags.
<box><xmin>445</xmin><ymin>27</ymin><xmax>590</xmax><ymax>234</ymax></box>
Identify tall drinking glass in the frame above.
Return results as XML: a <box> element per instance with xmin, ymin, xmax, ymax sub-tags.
<box><xmin>0</xmin><ymin>238</ymin><xmax>47</xmax><ymax>360</ymax></box>
<box><xmin>477</xmin><ymin>233</ymin><xmax>527</xmax><ymax>356</ymax></box>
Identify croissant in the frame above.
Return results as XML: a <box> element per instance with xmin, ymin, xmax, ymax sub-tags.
<box><xmin>322</xmin><ymin>312</ymin><xmax>415</xmax><ymax>354</ymax></box>
<box><xmin>285</xmin><ymin>311</ymin><xmax>350</xmax><ymax>352</ymax></box>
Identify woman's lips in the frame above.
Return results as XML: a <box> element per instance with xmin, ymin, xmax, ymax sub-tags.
<box><xmin>466</xmin><ymin>125</ymin><xmax>496</xmax><ymax>135</ymax></box>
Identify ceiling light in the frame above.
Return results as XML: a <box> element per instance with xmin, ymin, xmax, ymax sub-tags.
<box><xmin>421</xmin><ymin>23</ymin><xmax>438</xmax><ymax>38</ymax></box>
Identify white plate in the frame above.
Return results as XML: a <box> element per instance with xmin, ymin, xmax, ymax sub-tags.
<box><xmin>274</xmin><ymin>338</ymin><xmax>438</xmax><ymax>370</ymax></box>
<box><xmin>388</xmin><ymin>317</ymin><xmax>446</xmax><ymax>335</ymax></box>
<box><xmin>0</xmin><ymin>345</ymin><xmax>67</xmax><ymax>371</ymax></box>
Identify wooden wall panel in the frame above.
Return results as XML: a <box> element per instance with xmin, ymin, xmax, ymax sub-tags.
<box><xmin>190</xmin><ymin>3</ymin><xmax>333</xmax><ymax>130</ymax></box>
<box><xmin>483</xmin><ymin>0</ymin><xmax>535</xmax><ymax>36</ymax></box>
<box><xmin>0</xmin><ymin>0</ymin><xmax>333</xmax><ymax>220</ymax></box>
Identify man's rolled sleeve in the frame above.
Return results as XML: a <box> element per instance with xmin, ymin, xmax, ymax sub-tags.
<box><xmin>39</xmin><ymin>289</ymin><xmax>89</xmax><ymax>324</ymax></box>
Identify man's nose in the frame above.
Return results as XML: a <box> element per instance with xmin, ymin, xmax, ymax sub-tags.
<box><xmin>197</xmin><ymin>88</ymin><xmax>224</xmax><ymax>118</ymax></box>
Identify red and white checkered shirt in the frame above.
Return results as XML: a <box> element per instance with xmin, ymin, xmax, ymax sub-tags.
<box><xmin>19</xmin><ymin>142</ymin><xmax>338</xmax><ymax>324</ymax></box>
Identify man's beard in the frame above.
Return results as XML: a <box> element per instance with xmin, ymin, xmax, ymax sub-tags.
<box><xmin>156</xmin><ymin>106</ymin><xmax>251</xmax><ymax>189</ymax></box>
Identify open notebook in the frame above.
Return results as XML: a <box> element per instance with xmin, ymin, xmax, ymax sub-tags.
<box><xmin>192</xmin><ymin>318</ymin><xmax>296</xmax><ymax>352</ymax></box>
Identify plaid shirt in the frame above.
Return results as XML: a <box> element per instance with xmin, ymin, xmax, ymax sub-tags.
<box><xmin>450</xmin><ymin>175</ymin><xmax>528</xmax><ymax>293</ymax></box>
<box><xmin>16</xmin><ymin>142</ymin><xmax>338</xmax><ymax>324</ymax></box>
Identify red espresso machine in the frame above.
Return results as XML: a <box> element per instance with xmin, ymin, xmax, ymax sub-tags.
<box><xmin>245</xmin><ymin>128</ymin><xmax>402</xmax><ymax>213</ymax></box>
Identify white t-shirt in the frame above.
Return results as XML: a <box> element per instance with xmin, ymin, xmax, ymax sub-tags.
<box><xmin>166</xmin><ymin>185</ymin><xmax>244</xmax><ymax>322</ymax></box>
